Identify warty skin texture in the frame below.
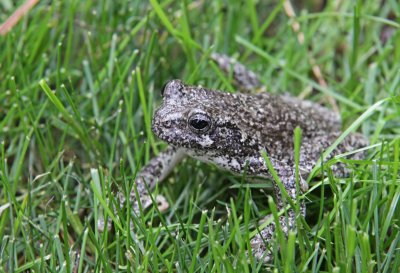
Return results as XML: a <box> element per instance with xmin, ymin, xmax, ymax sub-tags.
<box><xmin>150</xmin><ymin>79</ymin><xmax>367</xmax><ymax>262</ymax></box>
<box><xmin>99</xmin><ymin>55</ymin><xmax>369</xmax><ymax>263</ymax></box>
<box><xmin>153</xmin><ymin>79</ymin><xmax>345</xmax><ymax>177</ymax></box>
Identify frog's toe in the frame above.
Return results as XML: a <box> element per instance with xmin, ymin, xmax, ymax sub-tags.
<box><xmin>98</xmin><ymin>196</ymin><xmax>119</xmax><ymax>232</ymax></box>
<box><xmin>249</xmin><ymin>233</ymin><xmax>273</xmax><ymax>263</ymax></box>
<box><xmin>249</xmin><ymin>223</ymin><xmax>276</xmax><ymax>262</ymax></box>
<box><xmin>97</xmin><ymin>215</ymin><xmax>112</xmax><ymax>232</ymax></box>
<box><xmin>131</xmin><ymin>194</ymin><xmax>169</xmax><ymax>213</ymax></box>
<box><xmin>300</xmin><ymin>176</ymin><xmax>309</xmax><ymax>192</ymax></box>
<box><xmin>155</xmin><ymin>194</ymin><xmax>169</xmax><ymax>212</ymax></box>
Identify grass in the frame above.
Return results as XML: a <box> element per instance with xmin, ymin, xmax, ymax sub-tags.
<box><xmin>0</xmin><ymin>0</ymin><xmax>399</xmax><ymax>272</ymax></box>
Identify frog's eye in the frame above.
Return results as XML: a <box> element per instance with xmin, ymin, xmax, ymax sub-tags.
<box><xmin>188</xmin><ymin>113</ymin><xmax>212</xmax><ymax>134</ymax></box>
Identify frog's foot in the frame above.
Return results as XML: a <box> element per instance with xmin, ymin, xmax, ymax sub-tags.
<box><xmin>97</xmin><ymin>214</ymin><xmax>112</xmax><ymax>232</ymax></box>
<box><xmin>97</xmin><ymin>193</ymin><xmax>170</xmax><ymax>232</ymax></box>
<box><xmin>249</xmin><ymin>209</ymin><xmax>300</xmax><ymax>263</ymax></box>
<box><xmin>154</xmin><ymin>194</ymin><xmax>169</xmax><ymax>212</ymax></box>
<box><xmin>134</xmin><ymin>194</ymin><xmax>169</xmax><ymax>213</ymax></box>
<box><xmin>249</xmin><ymin>216</ymin><xmax>275</xmax><ymax>263</ymax></box>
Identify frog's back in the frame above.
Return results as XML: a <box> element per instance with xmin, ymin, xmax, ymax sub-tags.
<box><xmin>234</xmin><ymin>92</ymin><xmax>341</xmax><ymax>142</ymax></box>
<box><xmin>153</xmin><ymin>80</ymin><xmax>367</xmax><ymax>177</ymax></box>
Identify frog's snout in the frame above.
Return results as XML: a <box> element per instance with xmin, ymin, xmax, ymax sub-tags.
<box><xmin>151</xmin><ymin>112</ymin><xmax>162</xmax><ymax>138</ymax></box>
<box><xmin>151</xmin><ymin>109</ymin><xmax>173</xmax><ymax>139</ymax></box>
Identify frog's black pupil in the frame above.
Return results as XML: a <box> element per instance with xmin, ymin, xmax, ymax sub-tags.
<box><xmin>190</xmin><ymin>118</ymin><xmax>208</xmax><ymax>130</ymax></box>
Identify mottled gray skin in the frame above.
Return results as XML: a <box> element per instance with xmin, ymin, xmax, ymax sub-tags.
<box><xmin>153</xmin><ymin>79</ymin><xmax>342</xmax><ymax>176</ymax></box>
<box><xmin>150</xmin><ymin>79</ymin><xmax>367</xmax><ymax>261</ymax></box>
<box><xmin>99</xmin><ymin>54</ymin><xmax>368</xmax><ymax>263</ymax></box>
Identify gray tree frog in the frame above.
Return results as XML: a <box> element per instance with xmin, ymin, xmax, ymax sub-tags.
<box><xmin>100</xmin><ymin>54</ymin><xmax>368</xmax><ymax>262</ymax></box>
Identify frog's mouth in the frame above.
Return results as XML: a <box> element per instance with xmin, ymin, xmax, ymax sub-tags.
<box><xmin>152</xmin><ymin>118</ymin><xmax>216</xmax><ymax>151</ymax></box>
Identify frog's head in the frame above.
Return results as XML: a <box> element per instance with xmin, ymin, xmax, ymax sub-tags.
<box><xmin>152</xmin><ymin>80</ymin><xmax>262</xmax><ymax>157</ymax></box>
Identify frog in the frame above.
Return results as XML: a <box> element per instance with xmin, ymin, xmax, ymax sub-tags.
<box><xmin>99</xmin><ymin>54</ymin><xmax>368</xmax><ymax>262</ymax></box>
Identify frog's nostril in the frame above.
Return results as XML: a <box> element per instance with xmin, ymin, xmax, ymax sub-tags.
<box><xmin>163</xmin><ymin>120</ymin><xmax>172</xmax><ymax>128</ymax></box>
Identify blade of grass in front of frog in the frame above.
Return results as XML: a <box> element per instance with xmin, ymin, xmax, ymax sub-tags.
<box><xmin>308</xmin><ymin>96</ymin><xmax>391</xmax><ymax>180</ymax></box>
<box><xmin>261</xmin><ymin>150</ymin><xmax>296</xmax><ymax>210</ymax></box>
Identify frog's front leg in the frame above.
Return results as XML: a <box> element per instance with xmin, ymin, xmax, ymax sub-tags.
<box><xmin>250</xmin><ymin>161</ymin><xmax>305</xmax><ymax>262</ymax></box>
<box><xmin>126</xmin><ymin>146</ymin><xmax>186</xmax><ymax>211</ymax></box>
<box><xmin>98</xmin><ymin>146</ymin><xmax>186</xmax><ymax>231</ymax></box>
